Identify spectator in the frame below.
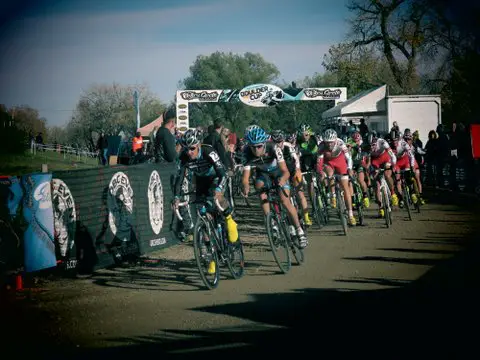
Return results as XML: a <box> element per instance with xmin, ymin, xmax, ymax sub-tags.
<box><xmin>390</xmin><ymin>121</ymin><xmax>400</xmax><ymax>134</ymax></box>
<box><xmin>425</xmin><ymin>130</ymin><xmax>438</xmax><ymax>186</ymax></box>
<box><xmin>132</xmin><ymin>131</ymin><xmax>143</xmax><ymax>164</ymax></box>
<box><xmin>203</xmin><ymin>118</ymin><xmax>232</xmax><ymax>169</ymax></box>
<box><xmin>35</xmin><ymin>132</ymin><xmax>44</xmax><ymax>152</ymax></box>
<box><xmin>435</xmin><ymin>124</ymin><xmax>450</xmax><ymax>188</ymax></box>
<box><xmin>154</xmin><ymin>108</ymin><xmax>177</xmax><ymax>163</ymax></box>
<box><xmin>96</xmin><ymin>131</ymin><xmax>108</xmax><ymax>166</ymax></box>
<box><xmin>412</xmin><ymin>130</ymin><xmax>424</xmax><ymax>169</ymax></box>
<box><xmin>358</xmin><ymin>118</ymin><xmax>369</xmax><ymax>138</ymax></box>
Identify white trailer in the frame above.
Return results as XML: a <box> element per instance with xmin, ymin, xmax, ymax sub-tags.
<box><xmin>321</xmin><ymin>85</ymin><xmax>442</xmax><ymax>145</ymax></box>
<box><xmin>387</xmin><ymin>95</ymin><xmax>441</xmax><ymax>145</ymax></box>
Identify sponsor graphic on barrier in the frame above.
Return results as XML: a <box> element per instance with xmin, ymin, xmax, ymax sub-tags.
<box><xmin>52</xmin><ymin>179</ymin><xmax>76</xmax><ymax>260</ymax></box>
<box><xmin>148</xmin><ymin>170</ymin><xmax>164</xmax><ymax>235</ymax></box>
<box><xmin>22</xmin><ymin>173</ymin><xmax>56</xmax><ymax>272</ymax></box>
<box><xmin>108</xmin><ymin>171</ymin><xmax>134</xmax><ymax>242</ymax></box>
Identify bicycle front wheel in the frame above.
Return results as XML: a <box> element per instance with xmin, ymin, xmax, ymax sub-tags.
<box><xmin>265</xmin><ymin>211</ymin><xmax>291</xmax><ymax>274</ymax></box>
<box><xmin>226</xmin><ymin>239</ymin><xmax>245</xmax><ymax>279</ymax></box>
<box><xmin>402</xmin><ymin>183</ymin><xmax>412</xmax><ymax>221</ymax></box>
<box><xmin>193</xmin><ymin>217</ymin><xmax>220</xmax><ymax>290</ymax></box>
<box><xmin>336</xmin><ymin>188</ymin><xmax>348</xmax><ymax>235</ymax></box>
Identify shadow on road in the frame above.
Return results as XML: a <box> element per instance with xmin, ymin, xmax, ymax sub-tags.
<box><xmin>3</xmin><ymin>188</ymin><xmax>479</xmax><ymax>358</ymax></box>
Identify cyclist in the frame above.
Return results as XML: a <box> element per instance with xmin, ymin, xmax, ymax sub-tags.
<box><xmin>316</xmin><ymin>129</ymin><xmax>357</xmax><ymax>226</ymax></box>
<box><xmin>391</xmin><ymin>130</ymin><xmax>415</xmax><ymax>208</ymax></box>
<box><xmin>270</xmin><ymin>129</ymin><xmax>312</xmax><ymax>226</ymax></box>
<box><xmin>403</xmin><ymin>129</ymin><xmax>425</xmax><ymax>205</ymax></box>
<box><xmin>241</xmin><ymin>126</ymin><xmax>308</xmax><ymax>248</ymax></box>
<box><xmin>369</xmin><ymin>131</ymin><xmax>397</xmax><ymax>217</ymax></box>
<box><xmin>173</xmin><ymin>129</ymin><xmax>239</xmax><ymax>273</ymax></box>
<box><xmin>297</xmin><ymin>124</ymin><xmax>319</xmax><ymax>206</ymax></box>
<box><xmin>347</xmin><ymin>131</ymin><xmax>370</xmax><ymax>208</ymax></box>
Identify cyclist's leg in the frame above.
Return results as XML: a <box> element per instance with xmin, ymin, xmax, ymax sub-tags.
<box><xmin>255</xmin><ymin>174</ymin><xmax>271</xmax><ymax>216</ymax></box>
<box><xmin>323</xmin><ymin>165</ymin><xmax>335</xmax><ymax>207</ymax></box>
<box><xmin>291</xmin><ymin>172</ymin><xmax>310</xmax><ymax>222</ymax></box>
<box><xmin>357</xmin><ymin>167</ymin><xmax>370</xmax><ymax>207</ymax></box>
<box><xmin>413</xmin><ymin>161</ymin><xmax>424</xmax><ymax>204</ymax></box>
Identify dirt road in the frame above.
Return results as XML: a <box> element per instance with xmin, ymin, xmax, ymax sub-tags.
<box><xmin>2</xmin><ymin>190</ymin><xmax>479</xmax><ymax>358</ymax></box>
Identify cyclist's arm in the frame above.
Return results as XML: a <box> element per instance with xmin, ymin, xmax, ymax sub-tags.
<box><xmin>406</xmin><ymin>143</ymin><xmax>415</xmax><ymax>168</ymax></box>
<box><xmin>275</xmin><ymin>145</ymin><xmax>289</xmax><ymax>180</ymax></box>
<box><xmin>383</xmin><ymin>140</ymin><xmax>397</xmax><ymax>166</ymax></box>
<box><xmin>288</xmin><ymin>144</ymin><xmax>301</xmax><ymax>170</ymax></box>
<box><xmin>173</xmin><ymin>164</ymin><xmax>187</xmax><ymax>199</ymax></box>
<box><xmin>208</xmin><ymin>150</ymin><xmax>228</xmax><ymax>193</ymax></box>
<box><xmin>341</xmin><ymin>143</ymin><xmax>353</xmax><ymax>170</ymax></box>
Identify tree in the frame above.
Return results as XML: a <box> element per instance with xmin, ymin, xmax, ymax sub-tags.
<box><xmin>66</xmin><ymin>83</ymin><xmax>165</xmax><ymax>150</ymax></box>
<box><xmin>322</xmin><ymin>43</ymin><xmax>403</xmax><ymax>96</ymax></box>
<box><xmin>346</xmin><ymin>0</ymin><xmax>432</xmax><ymax>93</ymax></box>
<box><xmin>180</xmin><ymin>52</ymin><xmax>281</xmax><ymax>134</ymax></box>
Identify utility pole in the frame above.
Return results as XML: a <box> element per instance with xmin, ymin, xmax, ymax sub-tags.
<box><xmin>133</xmin><ymin>89</ymin><xmax>140</xmax><ymax>130</ymax></box>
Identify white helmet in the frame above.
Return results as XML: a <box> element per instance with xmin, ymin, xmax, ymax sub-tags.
<box><xmin>323</xmin><ymin>129</ymin><xmax>337</xmax><ymax>142</ymax></box>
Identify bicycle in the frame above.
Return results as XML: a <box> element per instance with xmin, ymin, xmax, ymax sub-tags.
<box><xmin>175</xmin><ymin>196</ymin><xmax>245</xmax><ymax>290</ymax></box>
<box><xmin>350</xmin><ymin>175</ymin><xmax>365</xmax><ymax>226</ymax></box>
<box><xmin>398</xmin><ymin>169</ymin><xmax>415</xmax><ymax>221</ymax></box>
<box><xmin>372</xmin><ymin>167</ymin><xmax>393</xmax><ymax>228</ymax></box>
<box><xmin>326</xmin><ymin>175</ymin><xmax>348</xmax><ymax>235</ymax></box>
<box><xmin>262</xmin><ymin>183</ymin><xmax>305</xmax><ymax>271</ymax></box>
<box><xmin>302</xmin><ymin>171</ymin><xmax>329</xmax><ymax>229</ymax></box>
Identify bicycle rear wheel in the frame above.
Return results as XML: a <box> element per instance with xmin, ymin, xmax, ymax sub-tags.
<box><xmin>193</xmin><ymin>217</ymin><xmax>220</xmax><ymax>290</ymax></box>
<box><xmin>354</xmin><ymin>183</ymin><xmax>365</xmax><ymax>226</ymax></box>
<box><xmin>265</xmin><ymin>211</ymin><xmax>291</xmax><ymax>274</ymax></box>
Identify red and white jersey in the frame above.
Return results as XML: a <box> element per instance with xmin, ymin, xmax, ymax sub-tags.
<box><xmin>371</xmin><ymin>138</ymin><xmax>396</xmax><ymax>164</ymax></box>
<box><xmin>317</xmin><ymin>138</ymin><xmax>353</xmax><ymax>170</ymax></box>
<box><xmin>395</xmin><ymin>139</ymin><xmax>415</xmax><ymax>167</ymax></box>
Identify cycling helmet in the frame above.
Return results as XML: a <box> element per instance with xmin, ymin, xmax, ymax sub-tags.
<box><xmin>315</xmin><ymin>133</ymin><xmax>323</xmax><ymax>144</ymax></box>
<box><xmin>368</xmin><ymin>131</ymin><xmax>378</xmax><ymax>145</ymax></box>
<box><xmin>298</xmin><ymin>123</ymin><xmax>313</xmax><ymax>135</ymax></box>
<box><xmin>270</xmin><ymin>130</ymin><xmax>285</xmax><ymax>143</ymax></box>
<box><xmin>323</xmin><ymin>129</ymin><xmax>338</xmax><ymax>142</ymax></box>
<box><xmin>246</xmin><ymin>126</ymin><xmax>269</xmax><ymax>145</ymax></box>
<box><xmin>286</xmin><ymin>132</ymin><xmax>297</xmax><ymax>145</ymax></box>
<box><xmin>244</xmin><ymin>124</ymin><xmax>260</xmax><ymax>138</ymax></box>
<box><xmin>182</xmin><ymin>129</ymin><xmax>201</xmax><ymax>147</ymax></box>
<box><xmin>352</xmin><ymin>132</ymin><xmax>362</xmax><ymax>142</ymax></box>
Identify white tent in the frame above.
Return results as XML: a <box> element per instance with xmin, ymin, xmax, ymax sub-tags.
<box><xmin>322</xmin><ymin>84</ymin><xmax>387</xmax><ymax>125</ymax></box>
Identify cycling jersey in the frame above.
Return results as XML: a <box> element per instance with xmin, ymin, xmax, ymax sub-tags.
<box><xmin>370</xmin><ymin>138</ymin><xmax>397</xmax><ymax>168</ymax></box>
<box><xmin>297</xmin><ymin>136</ymin><xmax>318</xmax><ymax>172</ymax></box>
<box><xmin>316</xmin><ymin>138</ymin><xmax>353</xmax><ymax>171</ymax></box>
<box><xmin>394</xmin><ymin>139</ymin><xmax>415</xmax><ymax>168</ymax></box>
<box><xmin>278</xmin><ymin>141</ymin><xmax>300</xmax><ymax>173</ymax></box>
<box><xmin>174</xmin><ymin>144</ymin><xmax>227</xmax><ymax>197</ymax></box>
<box><xmin>243</xmin><ymin>142</ymin><xmax>285</xmax><ymax>173</ymax></box>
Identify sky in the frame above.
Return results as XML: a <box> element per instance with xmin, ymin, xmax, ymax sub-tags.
<box><xmin>0</xmin><ymin>0</ymin><xmax>350</xmax><ymax>126</ymax></box>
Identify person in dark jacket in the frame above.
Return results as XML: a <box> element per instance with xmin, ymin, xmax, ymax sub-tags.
<box><xmin>97</xmin><ymin>132</ymin><xmax>108</xmax><ymax>166</ymax></box>
<box><xmin>203</xmin><ymin>119</ymin><xmax>232</xmax><ymax>169</ymax></box>
<box><xmin>154</xmin><ymin>108</ymin><xmax>177</xmax><ymax>163</ymax></box>
<box><xmin>425</xmin><ymin>130</ymin><xmax>438</xmax><ymax>186</ymax></box>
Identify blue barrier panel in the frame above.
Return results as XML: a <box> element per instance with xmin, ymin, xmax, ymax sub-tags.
<box><xmin>21</xmin><ymin>172</ymin><xmax>57</xmax><ymax>272</ymax></box>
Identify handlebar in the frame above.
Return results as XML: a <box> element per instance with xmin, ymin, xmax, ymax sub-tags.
<box><xmin>174</xmin><ymin>198</ymin><xmax>224</xmax><ymax>221</ymax></box>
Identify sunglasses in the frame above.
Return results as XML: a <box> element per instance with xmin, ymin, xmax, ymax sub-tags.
<box><xmin>187</xmin><ymin>146</ymin><xmax>197</xmax><ymax>152</ymax></box>
<box><xmin>250</xmin><ymin>144</ymin><xmax>264</xmax><ymax>150</ymax></box>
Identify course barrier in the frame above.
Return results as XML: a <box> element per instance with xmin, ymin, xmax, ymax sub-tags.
<box><xmin>0</xmin><ymin>163</ymin><xmax>180</xmax><ymax>276</ymax></box>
